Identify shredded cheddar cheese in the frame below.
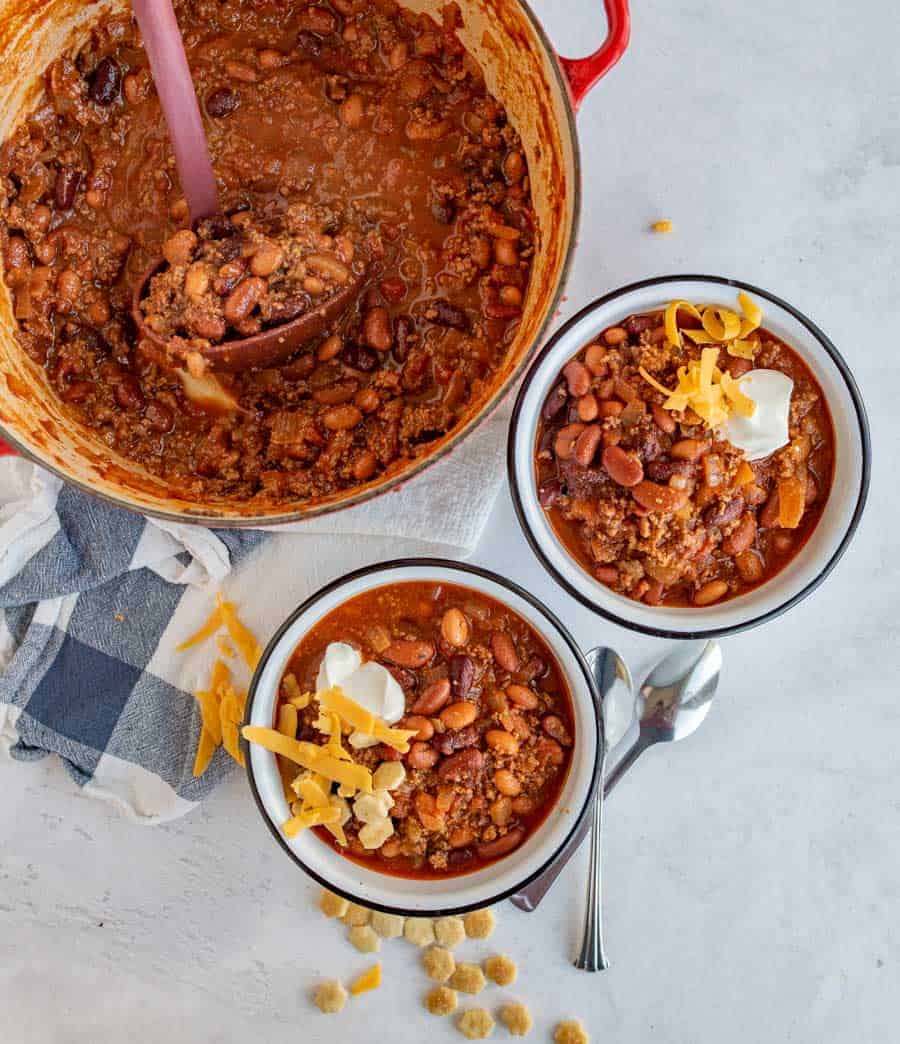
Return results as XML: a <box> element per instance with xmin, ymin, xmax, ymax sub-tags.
<box><xmin>241</xmin><ymin>726</ymin><xmax>375</xmax><ymax>794</ymax></box>
<box><xmin>190</xmin><ymin>658</ymin><xmax>247</xmax><ymax>775</ymax></box>
<box><xmin>277</xmin><ymin>703</ymin><xmax>298</xmax><ymax>738</ymax></box>
<box><xmin>651</xmin><ymin>219</ymin><xmax>673</xmax><ymax>234</ymax></box>
<box><xmin>350</xmin><ymin>963</ymin><xmax>382</xmax><ymax>996</ymax></box>
<box><xmin>217</xmin><ymin>594</ymin><xmax>262</xmax><ymax>670</ymax></box>
<box><xmin>282</xmin><ymin>805</ymin><xmax>342</xmax><ymax>838</ymax></box>
<box><xmin>640</xmin><ymin>347</ymin><xmax>756</xmax><ymax>429</ymax></box>
<box><xmin>317</xmin><ymin>684</ymin><xmax>416</xmax><ymax>752</ymax></box>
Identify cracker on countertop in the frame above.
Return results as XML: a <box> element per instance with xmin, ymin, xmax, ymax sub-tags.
<box><xmin>425</xmin><ymin>985</ymin><xmax>458</xmax><ymax>1016</ymax></box>
<box><xmin>457</xmin><ymin>1008</ymin><xmax>495</xmax><ymax>1039</ymax></box>
<box><xmin>313</xmin><ymin>980</ymin><xmax>347</xmax><ymax>1014</ymax></box>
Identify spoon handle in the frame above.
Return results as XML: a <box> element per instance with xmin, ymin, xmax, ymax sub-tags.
<box><xmin>509</xmin><ymin>734</ymin><xmax>645</xmax><ymax>913</ymax></box>
<box><xmin>573</xmin><ymin>784</ymin><xmax>608</xmax><ymax>971</ymax></box>
<box><xmin>132</xmin><ymin>0</ymin><xmax>218</xmax><ymax>220</ymax></box>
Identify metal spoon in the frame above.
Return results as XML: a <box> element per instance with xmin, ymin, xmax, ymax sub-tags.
<box><xmin>511</xmin><ymin>640</ymin><xmax>722</xmax><ymax>914</ymax></box>
<box><xmin>573</xmin><ymin>646</ymin><xmax>629</xmax><ymax>972</ymax></box>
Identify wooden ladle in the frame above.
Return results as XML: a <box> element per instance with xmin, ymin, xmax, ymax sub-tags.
<box><xmin>130</xmin><ymin>0</ymin><xmax>362</xmax><ymax>377</ymax></box>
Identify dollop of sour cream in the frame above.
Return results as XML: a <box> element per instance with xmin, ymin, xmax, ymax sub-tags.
<box><xmin>316</xmin><ymin>642</ymin><xmax>404</xmax><ymax>748</ymax></box>
<box><xmin>720</xmin><ymin>369</ymin><xmax>794</xmax><ymax>460</ymax></box>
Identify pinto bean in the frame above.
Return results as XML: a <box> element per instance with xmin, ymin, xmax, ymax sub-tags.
<box><xmin>576</xmin><ymin>392</ymin><xmax>599</xmax><ymax>422</ymax></box>
<box><xmin>440</xmin><ymin>701</ymin><xmax>477</xmax><ymax>730</ymax></box>
<box><xmin>651</xmin><ymin>403</ymin><xmax>677</xmax><ymax>433</ymax></box>
<box><xmin>407</xmin><ymin>741</ymin><xmax>440</xmax><ymax>770</ymax></box>
<box><xmin>399</xmin><ymin>715</ymin><xmax>434</xmax><ymax>741</ymax></box>
<box><xmin>603</xmin><ymin>325</ymin><xmax>628</xmax><ymax>345</ymax></box>
<box><xmin>602</xmin><ymin>445</ymin><xmax>644</xmax><ymax>487</ymax></box>
<box><xmin>584</xmin><ymin>343</ymin><xmax>607</xmax><ymax>376</ymax></box>
<box><xmin>536</xmin><ymin>738</ymin><xmax>565</xmax><ymax>766</ymax></box>
<box><xmin>722</xmin><ymin>513</ymin><xmax>757</xmax><ymax>555</ymax></box>
<box><xmin>440</xmin><ymin>608</ymin><xmax>469</xmax><ymax>647</ymax></box>
<box><xmin>476</xmin><ymin>827</ymin><xmax>525</xmax><ymax>861</ymax></box>
<box><xmin>411</xmin><ymin>677</ymin><xmax>451</xmax><ymax>715</ymax></box>
<box><xmin>383</xmin><ymin>639</ymin><xmax>434</xmax><ymax>669</ymax></box>
<box><xmin>632</xmin><ymin>480</ymin><xmax>687</xmax><ymax>513</ymax></box>
<box><xmin>339</xmin><ymin>92</ymin><xmax>364</xmax><ymax>126</ymax></box>
<box><xmin>225</xmin><ymin>59</ymin><xmax>258</xmax><ymax>83</ymax></box>
<box><xmin>598</xmin><ymin>399</ymin><xmax>624</xmax><ymax>418</ymax></box>
<box><xmin>693</xmin><ymin>580</ymin><xmax>730</xmax><ymax>606</ymax></box>
<box><xmin>491</xmin><ymin>632</ymin><xmax>519</xmax><ymax>673</ymax></box>
<box><xmin>485</xmin><ymin>729</ymin><xmax>519</xmax><ymax>755</ymax></box>
<box><xmin>506</xmin><ymin>684</ymin><xmax>539</xmax><ymax>709</ymax></box>
<box><xmin>542</xmin><ymin>714</ymin><xmax>571</xmax><ymax>746</ymax></box>
<box><xmin>437</xmin><ymin>748</ymin><xmax>484</xmax><ymax>783</ymax></box>
<box><xmin>493</xmin><ymin>769</ymin><xmax>522</xmax><ymax>797</ymax></box>
<box><xmin>671</xmin><ymin>438</ymin><xmax>711</xmax><ymax>461</ymax></box>
<box><xmin>759</xmin><ymin>489</ymin><xmax>781</xmax><ymax>528</ymax></box>
<box><xmin>449</xmin><ymin>653</ymin><xmax>475</xmax><ymax>700</ymax></box>
<box><xmin>562</xmin><ymin>360</ymin><xmax>591</xmax><ymax>397</ymax></box>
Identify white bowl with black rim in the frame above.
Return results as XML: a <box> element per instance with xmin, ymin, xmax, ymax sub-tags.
<box><xmin>242</xmin><ymin>559</ymin><xmax>602</xmax><ymax>916</ymax></box>
<box><xmin>508</xmin><ymin>275</ymin><xmax>871</xmax><ymax>639</ymax></box>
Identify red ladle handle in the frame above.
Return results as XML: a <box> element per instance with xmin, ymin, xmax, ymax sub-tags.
<box><xmin>132</xmin><ymin>0</ymin><xmax>218</xmax><ymax>221</ymax></box>
<box><xmin>558</xmin><ymin>0</ymin><xmax>631</xmax><ymax>110</ymax></box>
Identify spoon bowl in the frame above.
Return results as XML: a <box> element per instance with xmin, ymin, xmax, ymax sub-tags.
<box><xmin>133</xmin><ymin>260</ymin><xmax>368</xmax><ymax>373</ymax></box>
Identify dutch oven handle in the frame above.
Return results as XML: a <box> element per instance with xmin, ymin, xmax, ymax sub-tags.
<box><xmin>558</xmin><ymin>0</ymin><xmax>631</xmax><ymax>110</ymax></box>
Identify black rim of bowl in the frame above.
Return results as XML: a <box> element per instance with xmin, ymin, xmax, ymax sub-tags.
<box><xmin>242</xmin><ymin>557</ymin><xmax>603</xmax><ymax>917</ymax></box>
<box><xmin>507</xmin><ymin>274</ymin><xmax>872</xmax><ymax>640</ymax></box>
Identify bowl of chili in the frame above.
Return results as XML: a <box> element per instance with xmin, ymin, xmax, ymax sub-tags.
<box><xmin>0</xmin><ymin>0</ymin><xmax>629</xmax><ymax>525</ymax></box>
<box><xmin>508</xmin><ymin>276</ymin><xmax>870</xmax><ymax>639</ymax></box>
<box><xmin>242</xmin><ymin>559</ymin><xmax>602</xmax><ymax>916</ymax></box>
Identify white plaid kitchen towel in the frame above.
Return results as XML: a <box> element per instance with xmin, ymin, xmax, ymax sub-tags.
<box><xmin>0</xmin><ymin>409</ymin><xmax>507</xmax><ymax>823</ymax></box>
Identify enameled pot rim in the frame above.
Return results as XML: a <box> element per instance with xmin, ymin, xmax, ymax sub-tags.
<box><xmin>507</xmin><ymin>274</ymin><xmax>872</xmax><ymax>640</ymax></box>
<box><xmin>242</xmin><ymin>557</ymin><xmax>603</xmax><ymax>917</ymax></box>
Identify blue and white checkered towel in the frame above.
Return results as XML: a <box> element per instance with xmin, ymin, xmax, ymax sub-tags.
<box><xmin>0</xmin><ymin>410</ymin><xmax>506</xmax><ymax>822</ymax></box>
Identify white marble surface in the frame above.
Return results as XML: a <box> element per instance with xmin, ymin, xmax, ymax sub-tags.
<box><xmin>2</xmin><ymin>1</ymin><xmax>897</xmax><ymax>1041</ymax></box>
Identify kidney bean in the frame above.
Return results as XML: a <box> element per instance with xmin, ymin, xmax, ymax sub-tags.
<box><xmin>704</xmin><ymin>495</ymin><xmax>745</xmax><ymax>528</ymax></box>
<box><xmin>386</xmin><ymin>665</ymin><xmax>417</xmax><ymax>691</ymax></box>
<box><xmin>434</xmin><ymin>723</ymin><xmax>479</xmax><ymax>755</ymax></box>
<box><xmin>554</xmin><ymin>422</ymin><xmax>585</xmax><ymax>461</ymax></box>
<box><xmin>206</xmin><ymin>87</ymin><xmax>240</xmax><ymax>118</ymax></box>
<box><xmin>54</xmin><ymin>166</ymin><xmax>82</xmax><ymax>210</ymax></box>
<box><xmin>537</xmin><ymin>480</ymin><xmax>561</xmax><ymax>507</ymax></box>
<box><xmin>625</xmin><ymin>315</ymin><xmax>655</xmax><ymax>337</ymax></box>
<box><xmin>736</xmin><ymin>549</ymin><xmax>765</xmax><ymax>582</ymax></box>
<box><xmin>491</xmin><ymin>632</ymin><xmax>519</xmax><ymax>673</ymax></box>
<box><xmin>393</xmin><ymin>314</ymin><xmax>415</xmax><ymax>363</ymax></box>
<box><xmin>411</xmin><ymin>677</ymin><xmax>450</xmax><ymax>714</ymax></box>
<box><xmin>363</xmin><ymin>306</ymin><xmax>392</xmax><ymax>351</ymax></box>
<box><xmin>542</xmin><ymin>382</ymin><xmax>568</xmax><ymax>422</ymax></box>
<box><xmin>224</xmin><ymin>276</ymin><xmax>266</xmax><ymax>323</ymax></box>
<box><xmin>602</xmin><ymin>445</ymin><xmax>644</xmax><ymax>487</ymax></box>
<box><xmin>572</xmin><ymin>424</ymin><xmax>602</xmax><ymax>467</ymax></box>
<box><xmin>726</xmin><ymin>355</ymin><xmax>753</xmax><ymax>378</ymax></box>
<box><xmin>427</xmin><ymin>299</ymin><xmax>470</xmax><ymax>330</ymax></box>
<box><xmin>632</xmin><ymin>479</ymin><xmax>688</xmax><ymax>513</ymax></box>
<box><xmin>646</xmin><ymin>457</ymin><xmax>693</xmax><ymax>482</ymax></box>
<box><xmin>562</xmin><ymin>359</ymin><xmax>590</xmax><ymax>397</ymax></box>
<box><xmin>595</xmin><ymin>564</ymin><xmax>618</xmax><ymax>584</ymax></box>
<box><xmin>375</xmin><ymin>742</ymin><xmax>403</xmax><ymax>762</ymax></box>
<box><xmin>722</xmin><ymin>513</ymin><xmax>757</xmax><ymax>556</ymax></box>
<box><xmin>476</xmin><ymin>827</ymin><xmax>525</xmax><ymax>861</ymax></box>
<box><xmin>759</xmin><ymin>489</ymin><xmax>781</xmax><ymax>528</ymax></box>
<box><xmin>406</xmin><ymin>741</ymin><xmax>440</xmax><ymax>770</ymax></box>
<box><xmin>693</xmin><ymin>580</ymin><xmax>729</xmax><ymax>606</ymax></box>
<box><xmin>383</xmin><ymin>639</ymin><xmax>434</xmax><ymax>668</ymax></box>
<box><xmin>517</xmin><ymin>654</ymin><xmax>548</xmax><ymax>682</ymax></box>
<box><xmin>88</xmin><ymin>57</ymin><xmax>121</xmax><ymax>105</ymax></box>
<box><xmin>437</xmin><ymin>748</ymin><xmax>483</xmax><ymax>783</ymax></box>
<box><xmin>449</xmin><ymin>653</ymin><xmax>474</xmax><ymax>700</ymax></box>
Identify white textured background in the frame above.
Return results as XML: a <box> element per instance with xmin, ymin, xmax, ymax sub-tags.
<box><xmin>2</xmin><ymin>1</ymin><xmax>898</xmax><ymax>1041</ymax></box>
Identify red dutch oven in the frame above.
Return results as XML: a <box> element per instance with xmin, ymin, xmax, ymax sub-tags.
<box><xmin>0</xmin><ymin>0</ymin><xmax>630</xmax><ymax>518</ymax></box>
